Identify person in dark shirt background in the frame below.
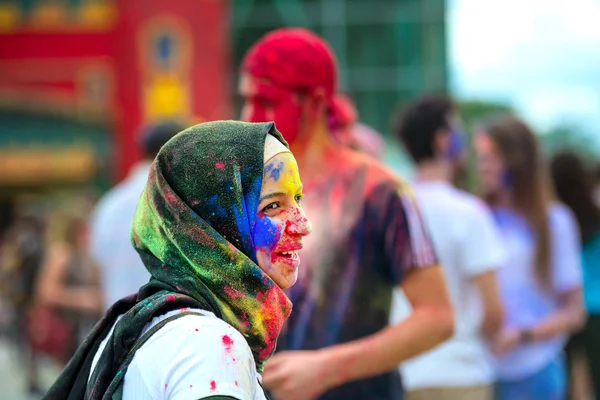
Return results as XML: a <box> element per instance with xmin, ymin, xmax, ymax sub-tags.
<box><xmin>239</xmin><ymin>27</ymin><xmax>454</xmax><ymax>400</ymax></box>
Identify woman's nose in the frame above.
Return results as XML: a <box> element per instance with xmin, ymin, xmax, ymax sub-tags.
<box><xmin>286</xmin><ymin>207</ymin><xmax>312</xmax><ymax>237</ymax></box>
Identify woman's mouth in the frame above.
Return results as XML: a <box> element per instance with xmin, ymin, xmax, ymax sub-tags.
<box><xmin>273</xmin><ymin>250</ymin><xmax>301</xmax><ymax>268</ymax></box>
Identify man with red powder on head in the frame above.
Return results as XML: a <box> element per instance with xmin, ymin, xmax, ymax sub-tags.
<box><xmin>239</xmin><ymin>28</ymin><xmax>454</xmax><ymax>400</ymax></box>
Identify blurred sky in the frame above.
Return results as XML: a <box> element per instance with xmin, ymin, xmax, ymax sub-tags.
<box><xmin>449</xmin><ymin>0</ymin><xmax>600</xmax><ymax>134</ymax></box>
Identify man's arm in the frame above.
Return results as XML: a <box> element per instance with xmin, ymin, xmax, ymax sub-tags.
<box><xmin>263</xmin><ymin>266</ymin><xmax>453</xmax><ymax>399</ymax></box>
<box><xmin>471</xmin><ymin>270</ymin><xmax>503</xmax><ymax>338</ymax></box>
<box><xmin>316</xmin><ymin>266</ymin><xmax>453</xmax><ymax>389</ymax></box>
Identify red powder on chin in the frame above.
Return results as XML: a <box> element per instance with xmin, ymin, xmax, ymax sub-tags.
<box><xmin>210</xmin><ymin>380</ymin><xmax>217</xmax><ymax>391</ymax></box>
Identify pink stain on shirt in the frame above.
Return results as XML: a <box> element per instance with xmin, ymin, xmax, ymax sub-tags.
<box><xmin>215</xmin><ymin>163</ymin><xmax>225</xmax><ymax>169</ymax></box>
<box><xmin>210</xmin><ymin>380</ymin><xmax>217</xmax><ymax>392</ymax></box>
<box><xmin>222</xmin><ymin>334</ymin><xmax>234</xmax><ymax>353</ymax></box>
<box><xmin>165</xmin><ymin>295</ymin><xmax>176</xmax><ymax>302</ymax></box>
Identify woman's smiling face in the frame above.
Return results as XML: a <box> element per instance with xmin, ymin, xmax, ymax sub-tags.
<box><xmin>254</xmin><ymin>152</ymin><xmax>312</xmax><ymax>289</ymax></box>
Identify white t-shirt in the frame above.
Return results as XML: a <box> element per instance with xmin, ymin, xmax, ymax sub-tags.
<box><xmin>90</xmin><ymin>309</ymin><xmax>266</xmax><ymax>399</ymax></box>
<box><xmin>390</xmin><ymin>181</ymin><xmax>505</xmax><ymax>389</ymax></box>
<box><xmin>493</xmin><ymin>203</ymin><xmax>582</xmax><ymax>381</ymax></box>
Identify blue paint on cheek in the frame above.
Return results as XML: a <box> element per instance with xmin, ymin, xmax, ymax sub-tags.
<box><xmin>253</xmin><ymin>215</ymin><xmax>282</xmax><ymax>253</ymax></box>
<box><xmin>264</xmin><ymin>161</ymin><xmax>284</xmax><ymax>182</ymax></box>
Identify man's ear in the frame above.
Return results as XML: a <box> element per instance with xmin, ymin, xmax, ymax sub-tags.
<box><xmin>308</xmin><ymin>87</ymin><xmax>328</xmax><ymax>116</ymax></box>
<box><xmin>433</xmin><ymin>127</ymin><xmax>451</xmax><ymax>157</ymax></box>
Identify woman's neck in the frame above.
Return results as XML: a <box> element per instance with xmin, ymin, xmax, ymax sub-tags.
<box><xmin>490</xmin><ymin>188</ymin><xmax>513</xmax><ymax>209</ymax></box>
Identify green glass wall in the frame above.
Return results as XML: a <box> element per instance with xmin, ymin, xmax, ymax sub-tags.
<box><xmin>231</xmin><ymin>0</ymin><xmax>447</xmax><ymax>136</ymax></box>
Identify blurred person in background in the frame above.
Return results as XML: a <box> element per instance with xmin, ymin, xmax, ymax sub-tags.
<box><xmin>474</xmin><ymin>116</ymin><xmax>585</xmax><ymax>400</ymax></box>
<box><xmin>594</xmin><ymin>163</ymin><xmax>600</xmax><ymax>207</ymax></box>
<box><xmin>0</xmin><ymin>212</ymin><xmax>46</xmax><ymax>395</ymax></box>
<box><xmin>392</xmin><ymin>95</ymin><xmax>505</xmax><ymax>400</ymax></box>
<box><xmin>89</xmin><ymin>121</ymin><xmax>185</xmax><ymax>309</ymax></box>
<box><xmin>330</xmin><ymin>92</ymin><xmax>385</xmax><ymax>159</ymax></box>
<box><xmin>240</xmin><ymin>28</ymin><xmax>453</xmax><ymax>400</ymax></box>
<box><xmin>36</xmin><ymin>214</ymin><xmax>102</xmax><ymax>345</ymax></box>
<box><xmin>550</xmin><ymin>151</ymin><xmax>600</xmax><ymax>400</ymax></box>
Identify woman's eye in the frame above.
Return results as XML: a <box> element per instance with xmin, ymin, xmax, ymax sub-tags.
<box><xmin>295</xmin><ymin>194</ymin><xmax>304</xmax><ymax>204</ymax></box>
<box><xmin>262</xmin><ymin>202</ymin><xmax>279</xmax><ymax>213</ymax></box>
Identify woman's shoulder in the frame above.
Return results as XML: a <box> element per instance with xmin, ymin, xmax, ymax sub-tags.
<box><xmin>548</xmin><ymin>202</ymin><xmax>577</xmax><ymax>229</ymax></box>
<box><xmin>139</xmin><ymin>309</ymin><xmax>252</xmax><ymax>356</ymax></box>
<box><xmin>125</xmin><ymin>309</ymin><xmax>261</xmax><ymax>399</ymax></box>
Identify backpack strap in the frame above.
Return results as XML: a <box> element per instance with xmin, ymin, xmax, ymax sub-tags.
<box><xmin>127</xmin><ymin>310</ymin><xmax>206</xmax><ymax>356</ymax></box>
<box><xmin>102</xmin><ymin>310</ymin><xmax>270</xmax><ymax>400</ymax></box>
<box><xmin>103</xmin><ymin>310</ymin><xmax>206</xmax><ymax>399</ymax></box>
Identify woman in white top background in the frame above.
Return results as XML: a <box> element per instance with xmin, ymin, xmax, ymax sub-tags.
<box><xmin>474</xmin><ymin>115</ymin><xmax>585</xmax><ymax>400</ymax></box>
<box><xmin>43</xmin><ymin>120</ymin><xmax>311</xmax><ymax>400</ymax></box>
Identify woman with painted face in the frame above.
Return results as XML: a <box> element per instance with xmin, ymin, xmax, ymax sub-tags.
<box><xmin>43</xmin><ymin>121</ymin><xmax>311</xmax><ymax>400</ymax></box>
<box><xmin>474</xmin><ymin>115</ymin><xmax>585</xmax><ymax>400</ymax></box>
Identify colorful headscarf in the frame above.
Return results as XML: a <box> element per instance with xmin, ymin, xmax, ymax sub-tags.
<box><xmin>44</xmin><ymin>121</ymin><xmax>292</xmax><ymax>399</ymax></box>
<box><xmin>241</xmin><ymin>28</ymin><xmax>338</xmax><ymax>105</ymax></box>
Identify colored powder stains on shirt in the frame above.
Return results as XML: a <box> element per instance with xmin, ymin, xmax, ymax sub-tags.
<box><xmin>222</xmin><ymin>334</ymin><xmax>234</xmax><ymax>353</ymax></box>
<box><xmin>210</xmin><ymin>380</ymin><xmax>217</xmax><ymax>392</ymax></box>
<box><xmin>277</xmin><ymin>150</ymin><xmax>436</xmax><ymax>399</ymax></box>
<box><xmin>165</xmin><ymin>295</ymin><xmax>176</xmax><ymax>302</ymax></box>
<box><xmin>216</xmin><ymin>163</ymin><xmax>225</xmax><ymax>169</ymax></box>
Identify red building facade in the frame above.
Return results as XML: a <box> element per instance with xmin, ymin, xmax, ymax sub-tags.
<box><xmin>0</xmin><ymin>0</ymin><xmax>231</xmax><ymax>185</ymax></box>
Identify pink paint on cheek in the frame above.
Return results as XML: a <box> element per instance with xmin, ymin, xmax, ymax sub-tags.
<box><xmin>210</xmin><ymin>380</ymin><xmax>217</xmax><ymax>392</ymax></box>
<box><xmin>215</xmin><ymin>163</ymin><xmax>225</xmax><ymax>169</ymax></box>
<box><xmin>222</xmin><ymin>334</ymin><xmax>234</xmax><ymax>353</ymax></box>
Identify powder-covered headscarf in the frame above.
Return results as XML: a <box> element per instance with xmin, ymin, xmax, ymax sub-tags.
<box><xmin>44</xmin><ymin>121</ymin><xmax>292</xmax><ymax>399</ymax></box>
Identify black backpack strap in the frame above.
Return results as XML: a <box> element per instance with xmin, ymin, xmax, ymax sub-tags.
<box><xmin>127</xmin><ymin>310</ymin><xmax>206</xmax><ymax>356</ymax></box>
<box><xmin>102</xmin><ymin>310</ymin><xmax>206</xmax><ymax>399</ymax></box>
<box><xmin>101</xmin><ymin>310</ymin><xmax>269</xmax><ymax>400</ymax></box>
